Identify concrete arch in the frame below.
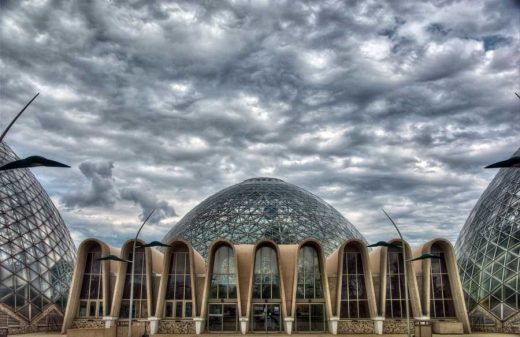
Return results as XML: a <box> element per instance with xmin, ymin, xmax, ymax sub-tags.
<box><xmin>378</xmin><ymin>238</ymin><xmax>422</xmax><ymax>319</ymax></box>
<box><xmin>244</xmin><ymin>240</ymin><xmax>288</xmax><ymax>326</ymax></box>
<box><xmin>155</xmin><ymin>239</ymin><xmax>205</xmax><ymax>319</ymax></box>
<box><xmin>200</xmin><ymin>239</ymin><xmax>242</xmax><ymax>323</ymax></box>
<box><xmin>418</xmin><ymin>238</ymin><xmax>470</xmax><ymax>333</ymax></box>
<box><xmin>62</xmin><ymin>238</ymin><xmax>116</xmax><ymax>333</ymax></box>
<box><xmin>110</xmin><ymin>239</ymin><xmax>157</xmax><ymax>319</ymax></box>
<box><xmin>291</xmin><ymin>239</ymin><xmax>333</xmax><ymax>327</ymax></box>
<box><xmin>333</xmin><ymin>239</ymin><xmax>378</xmax><ymax>319</ymax></box>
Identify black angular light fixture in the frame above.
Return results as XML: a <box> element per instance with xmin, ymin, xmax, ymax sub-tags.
<box><xmin>408</xmin><ymin>253</ymin><xmax>442</xmax><ymax>262</ymax></box>
<box><xmin>96</xmin><ymin>255</ymin><xmax>131</xmax><ymax>263</ymax></box>
<box><xmin>137</xmin><ymin>241</ymin><xmax>172</xmax><ymax>248</ymax></box>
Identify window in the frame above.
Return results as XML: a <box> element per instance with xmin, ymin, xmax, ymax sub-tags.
<box><xmin>296</xmin><ymin>246</ymin><xmax>323</xmax><ymax>300</ymax></box>
<box><xmin>209</xmin><ymin>246</ymin><xmax>237</xmax><ymax>300</ymax></box>
<box><xmin>164</xmin><ymin>245</ymin><xmax>192</xmax><ymax>319</ymax></box>
<box><xmin>295</xmin><ymin>245</ymin><xmax>325</xmax><ymax>331</ymax></box>
<box><xmin>430</xmin><ymin>244</ymin><xmax>455</xmax><ymax>318</ymax></box>
<box><xmin>120</xmin><ymin>247</ymin><xmax>147</xmax><ymax>319</ymax></box>
<box><xmin>208</xmin><ymin>245</ymin><xmax>238</xmax><ymax>332</ymax></box>
<box><xmin>251</xmin><ymin>246</ymin><xmax>282</xmax><ymax>332</ymax></box>
<box><xmin>252</xmin><ymin>246</ymin><xmax>280</xmax><ymax>300</ymax></box>
<box><xmin>385</xmin><ymin>246</ymin><xmax>410</xmax><ymax>318</ymax></box>
<box><xmin>78</xmin><ymin>245</ymin><xmax>103</xmax><ymax>318</ymax></box>
<box><xmin>340</xmin><ymin>246</ymin><xmax>369</xmax><ymax>319</ymax></box>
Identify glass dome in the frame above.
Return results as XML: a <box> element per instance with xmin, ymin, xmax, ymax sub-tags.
<box><xmin>163</xmin><ymin>177</ymin><xmax>366</xmax><ymax>258</ymax></box>
<box><xmin>0</xmin><ymin>142</ymin><xmax>76</xmax><ymax>322</ymax></box>
<box><xmin>455</xmin><ymin>147</ymin><xmax>520</xmax><ymax>322</ymax></box>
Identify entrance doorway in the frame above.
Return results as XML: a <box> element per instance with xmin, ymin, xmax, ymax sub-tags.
<box><xmin>208</xmin><ymin>303</ymin><xmax>238</xmax><ymax>332</ymax></box>
<box><xmin>295</xmin><ymin>303</ymin><xmax>325</xmax><ymax>331</ymax></box>
<box><xmin>251</xmin><ymin>304</ymin><xmax>281</xmax><ymax>332</ymax></box>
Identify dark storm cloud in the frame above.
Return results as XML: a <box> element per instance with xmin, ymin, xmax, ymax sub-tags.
<box><xmin>120</xmin><ymin>187</ymin><xmax>177</xmax><ymax>223</ymax></box>
<box><xmin>0</xmin><ymin>0</ymin><xmax>518</xmax><ymax>248</ymax></box>
<box><xmin>63</xmin><ymin>161</ymin><xmax>117</xmax><ymax>208</ymax></box>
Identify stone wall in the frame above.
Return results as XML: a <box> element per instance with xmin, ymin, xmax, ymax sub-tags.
<box><xmin>504</xmin><ymin>311</ymin><xmax>520</xmax><ymax>334</ymax></box>
<box><xmin>158</xmin><ymin>320</ymin><xmax>196</xmax><ymax>334</ymax></box>
<box><xmin>382</xmin><ymin>319</ymin><xmax>414</xmax><ymax>334</ymax></box>
<box><xmin>337</xmin><ymin>319</ymin><xmax>374</xmax><ymax>334</ymax></box>
<box><xmin>71</xmin><ymin>319</ymin><xmax>105</xmax><ymax>329</ymax></box>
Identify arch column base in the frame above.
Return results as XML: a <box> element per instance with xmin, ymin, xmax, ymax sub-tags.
<box><xmin>103</xmin><ymin>316</ymin><xmax>117</xmax><ymax>329</ymax></box>
<box><xmin>194</xmin><ymin>317</ymin><xmax>205</xmax><ymax>335</ymax></box>
<box><xmin>284</xmin><ymin>317</ymin><xmax>294</xmax><ymax>334</ymax></box>
<box><xmin>374</xmin><ymin>316</ymin><xmax>384</xmax><ymax>335</ymax></box>
<box><xmin>239</xmin><ymin>317</ymin><xmax>249</xmax><ymax>334</ymax></box>
<box><xmin>329</xmin><ymin>316</ymin><xmax>339</xmax><ymax>335</ymax></box>
<box><xmin>148</xmin><ymin>317</ymin><xmax>160</xmax><ymax>335</ymax></box>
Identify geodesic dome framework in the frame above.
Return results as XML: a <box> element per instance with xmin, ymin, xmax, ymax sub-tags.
<box><xmin>163</xmin><ymin>177</ymin><xmax>366</xmax><ymax>259</ymax></box>
<box><xmin>0</xmin><ymin>142</ymin><xmax>76</xmax><ymax>330</ymax></box>
<box><xmin>455</xmin><ymin>148</ymin><xmax>520</xmax><ymax>329</ymax></box>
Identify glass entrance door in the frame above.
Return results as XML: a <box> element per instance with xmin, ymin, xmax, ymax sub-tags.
<box><xmin>252</xmin><ymin>304</ymin><xmax>281</xmax><ymax>332</ymax></box>
<box><xmin>295</xmin><ymin>303</ymin><xmax>325</xmax><ymax>331</ymax></box>
<box><xmin>208</xmin><ymin>303</ymin><xmax>238</xmax><ymax>332</ymax></box>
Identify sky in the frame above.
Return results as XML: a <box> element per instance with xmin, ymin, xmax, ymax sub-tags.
<box><xmin>1</xmin><ymin>0</ymin><xmax>519</xmax><ymax>250</ymax></box>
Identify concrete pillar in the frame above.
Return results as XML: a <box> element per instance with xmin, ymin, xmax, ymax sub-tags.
<box><xmin>374</xmin><ymin>316</ymin><xmax>384</xmax><ymax>335</ymax></box>
<box><xmin>239</xmin><ymin>317</ymin><xmax>249</xmax><ymax>334</ymax></box>
<box><xmin>194</xmin><ymin>317</ymin><xmax>205</xmax><ymax>335</ymax></box>
<box><xmin>284</xmin><ymin>317</ymin><xmax>294</xmax><ymax>335</ymax></box>
<box><xmin>148</xmin><ymin>317</ymin><xmax>160</xmax><ymax>335</ymax></box>
<box><xmin>104</xmin><ymin>316</ymin><xmax>117</xmax><ymax>329</ymax></box>
<box><xmin>329</xmin><ymin>316</ymin><xmax>339</xmax><ymax>335</ymax></box>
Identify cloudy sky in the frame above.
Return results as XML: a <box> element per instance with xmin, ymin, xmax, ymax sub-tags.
<box><xmin>1</xmin><ymin>0</ymin><xmax>519</xmax><ymax>249</ymax></box>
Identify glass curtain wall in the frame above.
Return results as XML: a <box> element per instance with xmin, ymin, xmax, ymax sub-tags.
<box><xmin>340</xmin><ymin>245</ymin><xmax>369</xmax><ymax>319</ymax></box>
<box><xmin>120</xmin><ymin>247</ymin><xmax>148</xmax><ymax>319</ymax></box>
<box><xmin>385</xmin><ymin>246</ymin><xmax>410</xmax><ymax>318</ymax></box>
<box><xmin>430</xmin><ymin>244</ymin><xmax>455</xmax><ymax>318</ymax></box>
<box><xmin>164</xmin><ymin>245</ymin><xmax>192</xmax><ymax>319</ymax></box>
<box><xmin>295</xmin><ymin>245</ymin><xmax>325</xmax><ymax>331</ymax></box>
<box><xmin>207</xmin><ymin>245</ymin><xmax>238</xmax><ymax>332</ymax></box>
<box><xmin>78</xmin><ymin>245</ymin><xmax>103</xmax><ymax>318</ymax></box>
<box><xmin>251</xmin><ymin>246</ymin><xmax>282</xmax><ymax>332</ymax></box>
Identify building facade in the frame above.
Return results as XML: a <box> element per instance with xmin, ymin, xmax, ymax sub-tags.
<box><xmin>62</xmin><ymin>237</ymin><xmax>471</xmax><ymax>336</ymax></box>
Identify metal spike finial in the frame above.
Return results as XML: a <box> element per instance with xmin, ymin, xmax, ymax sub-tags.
<box><xmin>0</xmin><ymin>93</ymin><xmax>40</xmax><ymax>142</ymax></box>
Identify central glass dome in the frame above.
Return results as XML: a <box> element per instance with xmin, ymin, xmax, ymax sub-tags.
<box><xmin>163</xmin><ymin>177</ymin><xmax>366</xmax><ymax>258</ymax></box>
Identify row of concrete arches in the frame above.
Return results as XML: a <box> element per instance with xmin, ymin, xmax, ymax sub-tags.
<box><xmin>63</xmin><ymin>238</ymin><xmax>470</xmax><ymax>335</ymax></box>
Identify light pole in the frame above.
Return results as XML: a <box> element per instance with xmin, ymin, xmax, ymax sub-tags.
<box><xmin>128</xmin><ymin>209</ymin><xmax>155</xmax><ymax>337</ymax></box>
<box><xmin>382</xmin><ymin>209</ymin><xmax>411</xmax><ymax>337</ymax></box>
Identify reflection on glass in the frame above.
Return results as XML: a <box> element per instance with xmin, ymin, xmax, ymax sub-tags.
<box><xmin>164</xmin><ymin>244</ymin><xmax>192</xmax><ymax>319</ymax></box>
<box><xmin>121</xmin><ymin>248</ymin><xmax>147</xmax><ymax>319</ymax></box>
<box><xmin>340</xmin><ymin>245</ymin><xmax>369</xmax><ymax>319</ymax></box>
<box><xmin>78</xmin><ymin>246</ymin><xmax>103</xmax><ymax>318</ymax></box>
<box><xmin>430</xmin><ymin>244</ymin><xmax>456</xmax><ymax>318</ymax></box>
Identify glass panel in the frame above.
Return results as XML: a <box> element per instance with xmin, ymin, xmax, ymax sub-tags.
<box><xmin>175</xmin><ymin>301</ymin><xmax>183</xmax><ymax>319</ymax></box>
<box><xmin>296</xmin><ymin>304</ymin><xmax>310</xmax><ymax>331</ymax></box>
<box><xmin>222</xmin><ymin>304</ymin><xmax>237</xmax><ymax>331</ymax></box>
<box><xmin>185</xmin><ymin>301</ymin><xmax>192</xmax><ymax>318</ymax></box>
<box><xmin>385</xmin><ymin>248</ymin><xmax>408</xmax><ymax>318</ymax></box>
<box><xmin>310</xmin><ymin>304</ymin><xmax>325</xmax><ymax>331</ymax></box>
<box><xmin>296</xmin><ymin>245</ymin><xmax>323</xmax><ymax>299</ymax></box>
<box><xmin>210</xmin><ymin>246</ymin><xmax>237</xmax><ymax>299</ymax></box>
<box><xmin>78</xmin><ymin>246</ymin><xmax>103</xmax><ymax>318</ymax></box>
<box><xmin>165</xmin><ymin>302</ymin><xmax>173</xmax><ymax>317</ymax></box>
<box><xmin>78</xmin><ymin>301</ymin><xmax>87</xmax><ymax>317</ymax></box>
<box><xmin>430</xmin><ymin>245</ymin><xmax>455</xmax><ymax>318</ymax></box>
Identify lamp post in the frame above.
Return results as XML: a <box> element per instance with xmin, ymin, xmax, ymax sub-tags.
<box><xmin>127</xmin><ymin>209</ymin><xmax>155</xmax><ymax>337</ymax></box>
<box><xmin>381</xmin><ymin>209</ymin><xmax>411</xmax><ymax>337</ymax></box>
